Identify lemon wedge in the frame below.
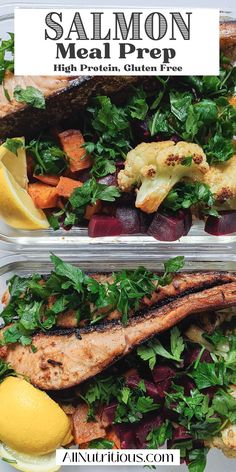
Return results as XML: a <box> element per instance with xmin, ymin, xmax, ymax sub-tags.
<box><xmin>0</xmin><ymin>443</ymin><xmax>61</xmax><ymax>472</ymax></box>
<box><xmin>0</xmin><ymin>378</ymin><xmax>72</xmax><ymax>456</ymax></box>
<box><xmin>0</xmin><ymin>138</ymin><xmax>28</xmax><ymax>189</ymax></box>
<box><xmin>0</xmin><ymin>161</ymin><xmax>49</xmax><ymax>230</ymax></box>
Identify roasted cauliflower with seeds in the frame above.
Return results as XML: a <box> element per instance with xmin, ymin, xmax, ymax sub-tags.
<box><xmin>118</xmin><ymin>141</ymin><xmax>209</xmax><ymax>213</ymax></box>
<box><xmin>203</xmin><ymin>154</ymin><xmax>236</xmax><ymax>208</ymax></box>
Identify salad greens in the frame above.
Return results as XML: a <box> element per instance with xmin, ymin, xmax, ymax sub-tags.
<box><xmin>0</xmin><ymin>255</ymin><xmax>184</xmax><ymax>346</ymax></box>
<box><xmin>81</xmin><ymin>318</ymin><xmax>236</xmax><ymax>472</ymax></box>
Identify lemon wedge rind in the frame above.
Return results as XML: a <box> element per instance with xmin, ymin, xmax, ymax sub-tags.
<box><xmin>0</xmin><ymin>443</ymin><xmax>61</xmax><ymax>472</ymax></box>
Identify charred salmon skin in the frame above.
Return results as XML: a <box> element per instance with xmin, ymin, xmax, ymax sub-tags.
<box><xmin>2</xmin><ymin>273</ymin><xmax>236</xmax><ymax>390</ymax></box>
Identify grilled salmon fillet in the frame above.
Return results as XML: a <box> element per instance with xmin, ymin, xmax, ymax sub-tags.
<box><xmin>2</xmin><ymin>273</ymin><xmax>236</xmax><ymax>390</ymax></box>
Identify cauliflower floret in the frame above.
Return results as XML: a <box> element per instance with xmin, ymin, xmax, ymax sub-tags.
<box><xmin>203</xmin><ymin>155</ymin><xmax>236</xmax><ymax>207</ymax></box>
<box><xmin>118</xmin><ymin>141</ymin><xmax>209</xmax><ymax>213</ymax></box>
<box><xmin>118</xmin><ymin>141</ymin><xmax>173</xmax><ymax>191</ymax></box>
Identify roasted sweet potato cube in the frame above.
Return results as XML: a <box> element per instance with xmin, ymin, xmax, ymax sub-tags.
<box><xmin>58</xmin><ymin>129</ymin><xmax>91</xmax><ymax>172</ymax></box>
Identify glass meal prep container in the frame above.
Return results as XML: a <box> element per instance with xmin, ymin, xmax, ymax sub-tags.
<box><xmin>0</xmin><ymin>3</ymin><xmax>235</xmax><ymax>255</ymax></box>
<box><xmin>0</xmin><ymin>253</ymin><xmax>236</xmax><ymax>472</ymax></box>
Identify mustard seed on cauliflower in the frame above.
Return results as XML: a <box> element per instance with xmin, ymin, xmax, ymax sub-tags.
<box><xmin>118</xmin><ymin>141</ymin><xmax>209</xmax><ymax>213</ymax></box>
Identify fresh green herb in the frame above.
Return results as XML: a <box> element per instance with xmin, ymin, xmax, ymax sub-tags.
<box><xmin>146</xmin><ymin>421</ymin><xmax>172</xmax><ymax>449</ymax></box>
<box><xmin>3</xmin><ymin>138</ymin><xmax>24</xmax><ymax>156</ymax></box>
<box><xmin>82</xmin><ymin>375</ymin><xmax>122</xmax><ymax>420</ymax></box>
<box><xmin>0</xmin><ymin>33</ymin><xmax>14</xmax><ymax>84</ymax></box>
<box><xmin>166</xmin><ymin>386</ymin><xmax>221</xmax><ymax>437</ymax></box>
<box><xmin>115</xmin><ymin>386</ymin><xmax>159</xmax><ymax>424</ymax></box>
<box><xmin>70</xmin><ymin>178</ymin><xmax>120</xmax><ymax>216</ymax></box>
<box><xmin>137</xmin><ymin>326</ymin><xmax>185</xmax><ymax>369</ymax></box>
<box><xmin>162</xmin><ymin>182</ymin><xmax>218</xmax><ymax>217</ymax></box>
<box><xmin>148</xmin><ymin>64</ymin><xmax>236</xmax><ymax>165</ymax></box>
<box><xmin>84</xmin><ymin>96</ymin><xmax>131</xmax><ymax>178</ymax></box>
<box><xmin>204</xmin><ymin>133</ymin><xmax>235</xmax><ymax>165</ymax></box>
<box><xmin>88</xmin><ymin>438</ymin><xmax>114</xmax><ymax>449</ymax></box>
<box><xmin>212</xmin><ymin>389</ymin><xmax>236</xmax><ymax>423</ymax></box>
<box><xmin>188</xmin><ymin>448</ymin><xmax>208</xmax><ymax>472</ymax></box>
<box><xmin>191</xmin><ymin>361</ymin><xmax>226</xmax><ymax>389</ymax></box>
<box><xmin>0</xmin><ymin>359</ymin><xmax>16</xmax><ymax>382</ymax></box>
<box><xmin>14</xmin><ymin>86</ymin><xmax>46</xmax><ymax>109</ymax></box>
<box><xmin>27</xmin><ymin>137</ymin><xmax>68</xmax><ymax>175</ymax></box>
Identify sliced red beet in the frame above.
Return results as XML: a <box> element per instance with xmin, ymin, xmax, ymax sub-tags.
<box><xmin>116</xmin><ymin>207</ymin><xmax>141</xmax><ymax>234</ymax></box>
<box><xmin>115</xmin><ymin>160</ymin><xmax>125</xmax><ymax>170</ymax></box>
<box><xmin>153</xmin><ymin>378</ymin><xmax>173</xmax><ymax>398</ymax></box>
<box><xmin>181</xmin><ymin>209</ymin><xmax>192</xmax><ymax>235</ymax></box>
<box><xmin>139</xmin><ymin>211</ymin><xmax>154</xmax><ymax>234</ymax></box>
<box><xmin>131</xmin><ymin>119</ymin><xmax>151</xmax><ymax>144</ymax></box>
<box><xmin>88</xmin><ymin>215</ymin><xmax>123</xmax><ymax>237</ymax></box>
<box><xmin>152</xmin><ymin>365</ymin><xmax>176</xmax><ymax>383</ymax></box>
<box><xmin>126</xmin><ymin>375</ymin><xmax>161</xmax><ymax>401</ymax></box>
<box><xmin>205</xmin><ymin>211</ymin><xmax>236</xmax><ymax>236</ymax></box>
<box><xmin>76</xmin><ymin>168</ymin><xmax>91</xmax><ymax>182</ymax></box>
<box><xmin>98</xmin><ymin>173</ymin><xmax>117</xmax><ymax>186</ymax></box>
<box><xmin>184</xmin><ymin>346</ymin><xmax>212</xmax><ymax>367</ymax></box>
<box><xmin>114</xmin><ymin>425</ymin><xmax>138</xmax><ymax>449</ymax></box>
<box><xmin>201</xmin><ymin>386</ymin><xmax>218</xmax><ymax>399</ymax></box>
<box><xmin>102</xmin><ymin>403</ymin><xmax>118</xmax><ymax>425</ymax></box>
<box><xmin>135</xmin><ymin>415</ymin><xmax>163</xmax><ymax>447</ymax></box>
<box><xmin>147</xmin><ymin>210</ymin><xmax>192</xmax><ymax>241</ymax></box>
<box><xmin>173</xmin><ymin>425</ymin><xmax>192</xmax><ymax>441</ymax></box>
<box><xmin>176</xmin><ymin>376</ymin><xmax>196</xmax><ymax>396</ymax></box>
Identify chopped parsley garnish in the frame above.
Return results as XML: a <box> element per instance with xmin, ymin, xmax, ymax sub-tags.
<box><xmin>146</xmin><ymin>421</ymin><xmax>172</xmax><ymax>449</ymax></box>
<box><xmin>0</xmin><ymin>33</ymin><xmax>14</xmax><ymax>84</ymax></box>
<box><xmin>0</xmin><ymin>359</ymin><xmax>16</xmax><ymax>383</ymax></box>
<box><xmin>137</xmin><ymin>326</ymin><xmax>185</xmax><ymax>369</ymax></box>
<box><xmin>26</xmin><ymin>137</ymin><xmax>68</xmax><ymax>175</ymax></box>
<box><xmin>14</xmin><ymin>85</ymin><xmax>46</xmax><ymax>109</ymax></box>
<box><xmin>162</xmin><ymin>182</ymin><xmax>218</xmax><ymax>217</ymax></box>
<box><xmin>115</xmin><ymin>386</ymin><xmax>159</xmax><ymax>424</ymax></box>
<box><xmin>0</xmin><ymin>255</ymin><xmax>184</xmax><ymax>346</ymax></box>
<box><xmin>88</xmin><ymin>438</ymin><xmax>114</xmax><ymax>449</ymax></box>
